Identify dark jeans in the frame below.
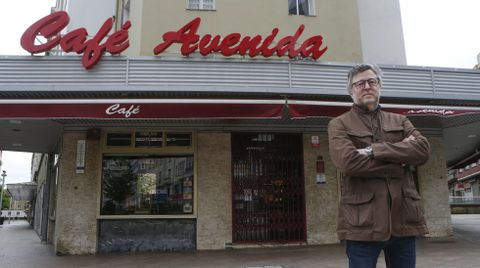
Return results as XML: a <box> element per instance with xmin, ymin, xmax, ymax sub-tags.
<box><xmin>346</xmin><ymin>236</ymin><xmax>416</xmax><ymax>268</ymax></box>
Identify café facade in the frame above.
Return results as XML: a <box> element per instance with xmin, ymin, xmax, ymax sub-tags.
<box><xmin>3</xmin><ymin>54</ymin><xmax>480</xmax><ymax>254</ymax></box>
<box><xmin>1</xmin><ymin>7</ymin><xmax>480</xmax><ymax>255</ymax></box>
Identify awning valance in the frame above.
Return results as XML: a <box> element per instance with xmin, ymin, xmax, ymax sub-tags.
<box><xmin>288</xmin><ymin>100</ymin><xmax>480</xmax><ymax>119</ymax></box>
<box><xmin>0</xmin><ymin>99</ymin><xmax>285</xmax><ymax>119</ymax></box>
<box><xmin>1</xmin><ymin>99</ymin><xmax>479</xmax><ymax>120</ymax></box>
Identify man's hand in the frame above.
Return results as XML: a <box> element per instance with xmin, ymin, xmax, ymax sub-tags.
<box><xmin>399</xmin><ymin>135</ymin><xmax>416</xmax><ymax>167</ymax></box>
<box><xmin>357</xmin><ymin>146</ymin><xmax>373</xmax><ymax>156</ymax></box>
<box><xmin>403</xmin><ymin>135</ymin><xmax>416</xmax><ymax>142</ymax></box>
<box><xmin>358</xmin><ymin>136</ymin><xmax>415</xmax><ymax>156</ymax></box>
<box><xmin>358</xmin><ymin>146</ymin><xmax>408</xmax><ymax>167</ymax></box>
<box><xmin>357</xmin><ymin>148</ymin><xmax>369</xmax><ymax>156</ymax></box>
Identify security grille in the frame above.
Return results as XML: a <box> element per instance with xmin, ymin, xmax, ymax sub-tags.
<box><xmin>232</xmin><ymin>133</ymin><xmax>306</xmax><ymax>243</ymax></box>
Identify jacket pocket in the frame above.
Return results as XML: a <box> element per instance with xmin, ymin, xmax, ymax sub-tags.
<box><xmin>383</xmin><ymin>125</ymin><xmax>404</xmax><ymax>143</ymax></box>
<box><xmin>342</xmin><ymin>192</ymin><xmax>375</xmax><ymax>227</ymax></box>
<box><xmin>347</xmin><ymin>130</ymin><xmax>373</xmax><ymax>148</ymax></box>
<box><xmin>401</xmin><ymin>188</ymin><xmax>424</xmax><ymax>223</ymax></box>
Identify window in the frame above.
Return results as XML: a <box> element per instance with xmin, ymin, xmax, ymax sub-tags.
<box><xmin>187</xmin><ymin>0</ymin><xmax>215</xmax><ymax>10</ymax></box>
<box><xmin>101</xmin><ymin>155</ymin><xmax>194</xmax><ymax>215</ymax></box>
<box><xmin>288</xmin><ymin>0</ymin><xmax>315</xmax><ymax>16</ymax></box>
<box><xmin>166</xmin><ymin>133</ymin><xmax>192</xmax><ymax>147</ymax></box>
<box><xmin>105</xmin><ymin>131</ymin><xmax>193</xmax><ymax>148</ymax></box>
<box><xmin>106</xmin><ymin>133</ymin><xmax>131</xmax><ymax>147</ymax></box>
<box><xmin>135</xmin><ymin>132</ymin><xmax>162</xmax><ymax>148</ymax></box>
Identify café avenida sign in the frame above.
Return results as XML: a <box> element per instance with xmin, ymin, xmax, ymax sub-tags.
<box><xmin>21</xmin><ymin>11</ymin><xmax>328</xmax><ymax>69</ymax></box>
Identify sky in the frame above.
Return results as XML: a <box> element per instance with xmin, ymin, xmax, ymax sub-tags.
<box><xmin>0</xmin><ymin>0</ymin><xmax>480</xmax><ymax>184</ymax></box>
<box><xmin>400</xmin><ymin>0</ymin><xmax>480</xmax><ymax>68</ymax></box>
<box><xmin>0</xmin><ymin>0</ymin><xmax>56</xmax><ymax>185</ymax></box>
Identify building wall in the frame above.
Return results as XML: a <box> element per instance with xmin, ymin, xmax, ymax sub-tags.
<box><xmin>49</xmin><ymin>130</ymin><xmax>452</xmax><ymax>254</ymax></box>
<box><xmin>472</xmin><ymin>180</ymin><xmax>480</xmax><ymax>197</ymax></box>
<box><xmin>33</xmin><ymin>154</ymin><xmax>48</xmax><ymax>238</ymax></box>
<box><xmin>356</xmin><ymin>0</ymin><xmax>406</xmax><ymax>64</ymax></box>
<box><xmin>54</xmin><ymin>132</ymin><xmax>100</xmax><ymax>255</ymax></box>
<box><xmin>47</xmin><ymin>153</ymin><xmax>58</xmax><ymax>244</ymax></box>
<box><xmin>64</xmin><ymin>0</ymin><xmax>117</xmax><ymax>34</ymax></box>
<box><xmin>31</xmin><ymin>153</ymin><xmax>42</xmax><ymax>180</ymax></box>
<box><xmin>55</xmin><ymin>0</ymin><xmax>410</xmax><ymax>64</ymax></box>
<box><xmin>418</xmin><ymin>137</ymin><xmax>452</xmax><ymax>237</ymax></box>
<box><xmin>132</xmin><ymin>0</ymin><xmax>363</xmax><ymax>62</ymax></box>
<box><xmin>124</xmin><ymin>0</ymin><xmax>144</xmax><ymax>56</ymax></box>
<box><xmin>196</xmin><ymin>132</ymin><xmax>232</xmax><ymax>249</ymax></box>
<box><xmin>195</xmin><ymin>132</ymin><xmax>342</xmax><ymax>249</ymax></box>
<box><xmin>303</xmin><ymin>133</ymin><xmax>338</xmax><ymax>244</ymax></box>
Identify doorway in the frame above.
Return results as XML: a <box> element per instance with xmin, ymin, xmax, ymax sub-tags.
<box><xmin>231</xmin><ymin>133</ymin><xmax>306</xmax><ymax>243</ymax></box>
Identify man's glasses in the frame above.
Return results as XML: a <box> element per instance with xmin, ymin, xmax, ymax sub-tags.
<box><xmin>351</xmin><ymin>78</ymin><xmax>380</xmax><ymax>90</ymax></box>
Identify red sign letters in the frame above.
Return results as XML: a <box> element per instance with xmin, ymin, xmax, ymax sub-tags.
<box><xmin>154</xmin><ymin>17</ymin><xmax>328</xmax><ymax>59</ymax></box>
<box><xmin>21</xmin><ymin>11</ymin><xmax>131</xmax><ymax>69</ymax></box>
<box><xmin>22</xmin><ymin>12</ymin><xmax>328</xmax><ymax>69</ymax></box>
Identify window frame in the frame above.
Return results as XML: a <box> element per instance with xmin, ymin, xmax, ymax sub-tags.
<box><xmin>289</xmin><ymin>0</ymin><xmax>316</xmax><ymax>16</ymax></box>
<box><xmin>186</xmin><ymin>0</ymin><xmax>216</xmax><ymax>11</ymax></box>
<box><xmin>102</xmin><ymin>131</ymin><xmax>194</xmax><ymax>152</ymax></box>
<box><xmin>99</xmin><ymin>154</ymin><xmax>195</xmax><ymax>217</ymax></box>
<box><xmin>97</xmin><ymin>129</ymin><xmax>197</xmax><ymax>220</ymax></box>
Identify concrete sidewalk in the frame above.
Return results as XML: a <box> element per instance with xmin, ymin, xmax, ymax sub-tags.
<box><xmin>1</xmin><ymin>216</ymin><xmax>480</xmax><ymax>268</ymax></box>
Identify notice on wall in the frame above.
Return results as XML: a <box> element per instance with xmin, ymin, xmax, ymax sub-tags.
<box><xmin>183</xmin><ymin>203</ymin><xmax>193</xmax><ymax>213</ymax></box>
<box><xmin>311</xmin><ymin>135</ymin><xmax>320</xmax><ymax>148</ymax></box>
<box><xmin>76</xmin><ymin>140</ymin><xmax>86</xmax><ymax>174</ymax></box>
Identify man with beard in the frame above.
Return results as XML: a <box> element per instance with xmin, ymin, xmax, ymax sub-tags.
<box><xmin>328</xmin><ymin>64</ymin><xmax>430</xmax><ymax>268</ymax></box>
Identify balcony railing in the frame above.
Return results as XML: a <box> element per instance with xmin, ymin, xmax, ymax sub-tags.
<box><xmin>449</xmin><ymin>196</ymin><xmax>480</xmax><ymax>205</ymax></box>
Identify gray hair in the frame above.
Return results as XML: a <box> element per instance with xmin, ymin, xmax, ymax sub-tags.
<box><xmin>346</xmin><ymin>64</ymin><xmax>383</xmax><ymax>94</ymax></box>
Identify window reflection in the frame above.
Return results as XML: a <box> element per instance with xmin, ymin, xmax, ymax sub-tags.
<box><xmin>101</xmin><ymin>155</ymin><xmax>194</xmax><ymax>215</ymax></box>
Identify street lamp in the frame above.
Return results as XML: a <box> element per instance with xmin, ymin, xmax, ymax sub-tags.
<box><xmin>0</xmin><ymin>170</ymin><xmax>6</xmax><ymax>211</ymax></box>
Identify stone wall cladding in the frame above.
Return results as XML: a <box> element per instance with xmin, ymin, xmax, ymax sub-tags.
<box><xmin>54</xmin><ymin>132</ymin><xmax>100</xmax><ymax>254</ymax></box>
<box><xmin>418</xmin><ymin>136</ymin><xmax>453</xmax><ymax>238</ymax></box>
<box><xmin>98</xmin><ymin>219</ymin><xmax>196</xmax><ymax>253</ymax></box>
<box><xmin>303</xmin><ymin>134</ymin><xmax>338</xmax><ymax>245</ymax></box>
<box><xmin>196</xmin><ymin>133</ymin><xmax>232</xmax><ymax>250</ymax></box>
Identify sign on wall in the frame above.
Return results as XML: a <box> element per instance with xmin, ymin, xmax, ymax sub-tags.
<box><xmin>21</xmin><ymin>11</ymin><xmax>328</xmax><ymax>69</ymax></box>
<box><xmin>76</xmin><ymin>140</ymin><xmax>86</xmax><ymax>174</ymax></box>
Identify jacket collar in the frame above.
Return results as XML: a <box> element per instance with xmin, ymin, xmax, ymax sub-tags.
<box><xmin>351</xmin><ymin>103</ymin><xmax>381</xmax><ymax>115</ymax></box>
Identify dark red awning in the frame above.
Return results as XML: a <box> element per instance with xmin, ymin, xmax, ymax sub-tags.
<box><xmin>288</xmin><ymin>100</ymin><xmax>480</xmax><ymax>118</ymax></box>
<box><xmin>0</xmin><ymin>99</ymin><xmax>285</xmax><ymax>119</ymax></box>
<box><xmin>2</xmin><ymin>99</ymin><xmax>478</xmax><ymax>120</ymax></box>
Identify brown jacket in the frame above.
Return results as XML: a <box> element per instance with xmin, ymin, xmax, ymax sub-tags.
<box><xmin>328</xmin><ymin>105</ymin><xmax>430</xmax><ymax>241</ymax></box>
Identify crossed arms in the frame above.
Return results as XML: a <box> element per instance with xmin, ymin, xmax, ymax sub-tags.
<box><xmin>327</xmin><ymin>117</ymin><xmax>430</xmax><ymax>178</ymax></box>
